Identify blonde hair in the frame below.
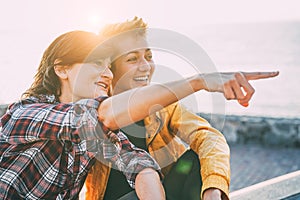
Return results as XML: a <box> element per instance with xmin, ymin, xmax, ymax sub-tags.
<box><xmin>100</xmin><ymin>16</ymin><xmax>148</xmax><ymax>39</ymax></box>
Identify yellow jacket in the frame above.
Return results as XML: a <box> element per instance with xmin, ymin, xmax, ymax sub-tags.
<box><xmin>85</xmin><ymin>103</ymin><xmax>230</xmax><ymax>199</ymax></box>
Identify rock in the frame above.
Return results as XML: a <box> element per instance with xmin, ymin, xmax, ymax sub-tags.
<box><xmin>198</xmin><ymin>112</ymin><xmax>300</xmax><ymax>147</ymax></box>
<box><xmin>0</xmin><ymin>104</ymin><xmax>8</xmax><ymax>117</ymax></box>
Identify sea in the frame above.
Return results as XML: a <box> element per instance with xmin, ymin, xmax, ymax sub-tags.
<box><xmin>0</xmin><ymin>20</ymin><xmax>299</xmax><ymax>118</ymax></box>
<box><xmin>151</xmin><ymin>21</ymin><xmax>300</xmax><ymax>119</ymax></box>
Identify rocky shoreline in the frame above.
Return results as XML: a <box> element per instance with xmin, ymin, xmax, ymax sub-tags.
<box><xmin>199</xmin><ymin>113</ymin><xmax>300</xmax><ymax>147</ymax></box>
<box><xmin>1</xmin><ymin>104</ymin><xmax>299</xmax><ymax>147</ymax></box>
<box><xmin>0</xmin><ymin>104</ymin><xmax>8</xmax><ymax>117</ymax></box>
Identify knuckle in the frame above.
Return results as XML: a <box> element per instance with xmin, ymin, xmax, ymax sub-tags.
<box><xmin>225</xmin><ymin>96</ymin><xmax>232</xmax><ymax>100</ymax></box>
<box><xmin>229</xmin><ymin>79</ymin><xmax>235</xmax><ymax>84</ymax></box>
<box><xmin>224</xmin><ymin>82</ymin><xmax>230</xmax><ymax>87</ymax></box>
<box><xmin>234</xmin><ymin>72</ymin><xmax>243</xmax><ymax>79</ymax></box>
<box><xmin>225</xmin><ymin>93</ymin><xmax>235</xmax><ymax>100</ymax></box>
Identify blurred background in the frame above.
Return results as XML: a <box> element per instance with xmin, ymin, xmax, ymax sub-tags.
<box><xmin>0</xmin><ymin>0</ymin><xmax>299</xmax><ymax>118</ymax></box>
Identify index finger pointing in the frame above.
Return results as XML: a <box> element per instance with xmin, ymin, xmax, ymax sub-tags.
<box><xmin>243</xmin><ymin>71</ymin><xmax>279</xmax><ymax>80</ymax></box>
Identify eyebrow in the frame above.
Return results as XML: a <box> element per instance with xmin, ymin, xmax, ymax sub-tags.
<box><xmin>124</xmin><ymin>48</ymin><xmax>152</xmax><ymax>56</ymax></box>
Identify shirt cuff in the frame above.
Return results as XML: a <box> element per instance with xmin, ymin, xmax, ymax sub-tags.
<box><xmin>201</xmin><ymin>174</ymin><xmax>230</xmax><ymax>200</ymax></box>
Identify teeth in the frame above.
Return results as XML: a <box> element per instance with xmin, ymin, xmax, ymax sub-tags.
<box><xmin>134</xmin><ymin>76</ymin><xmax>148</xmax><ymax>81</ymax></box>
<box><xmin>95</xmin><ymin>82</ymin><xmax>107</xmax><ymax>88</ymax></box>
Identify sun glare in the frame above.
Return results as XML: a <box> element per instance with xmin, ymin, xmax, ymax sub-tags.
<box><xmin>87</xmin><ymin>14</ymin><xmax>102</xmax><ymax>34</ymax></box>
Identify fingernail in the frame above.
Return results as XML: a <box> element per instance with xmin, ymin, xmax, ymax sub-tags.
<box><xmin>242</xmin><ymin>102</ymin><xmax>249</xmax><ymax>107</ymax></box>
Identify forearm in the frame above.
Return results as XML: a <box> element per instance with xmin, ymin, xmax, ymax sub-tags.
<box><xmin>99</xmin><ymin>75</ymin><xmax>204</xmax><ymax>129</ymax></box>
<box><xmin>99</xmin><ymin>70</ymin><xmax>279</xmax><ymax>130</ymax></box>
<box><xmin>190</xmin><ymin>129</ymin><xmax>230</xmax><ymax>199</ymax></box>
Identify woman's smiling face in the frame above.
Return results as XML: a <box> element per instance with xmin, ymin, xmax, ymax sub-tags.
<box><xmin>63</xmin><ymin>59</ymin><xmax>113</xmax><ymax>102</ymax></box>
<box><xmin>110</xmin><ymin>35</ymin><xmax>155</xmax><ymax>94</ymax></box>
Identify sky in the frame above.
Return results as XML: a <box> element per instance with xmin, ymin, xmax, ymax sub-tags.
<box><xmin>1</xmin><ymin>0</ymin><xmax>300</xmax><ymax>105</ymax></box>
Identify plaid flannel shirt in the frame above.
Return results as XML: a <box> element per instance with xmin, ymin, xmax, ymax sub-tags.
<box><xmin>0</xmin><ymin>95</ymin><xmax>161</xmax><ymax>199</ymax></box>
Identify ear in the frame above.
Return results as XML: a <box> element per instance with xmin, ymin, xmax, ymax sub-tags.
<box><xmin>54</xmin><ymin>59</ymin><xmax>68</xmax><ymax>79</ymax></box>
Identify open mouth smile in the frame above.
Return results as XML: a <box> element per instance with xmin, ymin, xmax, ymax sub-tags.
<box><xmin>133</xmin><ymin>75</ymin><xmax>149</xmax><ymax>81</ymax></box>
<box><xmin>95</xmin><ymin>81</ymin><xmax>109</xmax><ymax>89</ymax></box>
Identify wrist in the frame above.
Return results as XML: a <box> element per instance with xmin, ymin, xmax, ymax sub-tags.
<box><xmin>189</xmin><ymin>74</ymin><xmax>206</xmax><ymax>92</ymax></box>
<box><xmin>203</xmin><ymin>188</ymin><xmax>222</xmax><ymax>200</ymax></box>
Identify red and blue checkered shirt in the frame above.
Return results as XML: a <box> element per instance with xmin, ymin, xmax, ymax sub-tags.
<box><xmin>0</xmin><ymin>95</ymin><xmax>161</xmax><ymax>199</ymax></box>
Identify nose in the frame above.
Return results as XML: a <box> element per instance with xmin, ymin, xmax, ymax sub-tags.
<box><xmin>138</xmin><ymin>58</ymin><xmax>152</xmax><ymax>72</ymax></box>
<box><xmin>101</xmin><ymin>66</ymin><xmax>114</xmax><ymax>79</ymax></box>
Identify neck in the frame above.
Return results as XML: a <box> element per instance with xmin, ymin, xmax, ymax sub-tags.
<box><xmin>59</xmin><ymin>85</ymin><xmax>75</xmax><ymax>103</ymax></box>
<box><xmin>112</xmin><ymin>86</ymin><xmax>125</xmax><ymax>95</ymax></box>
<box><xmin>58</xmin><ymin>94</ymin><xmax>73</xmax><ymax>103</ymax></box>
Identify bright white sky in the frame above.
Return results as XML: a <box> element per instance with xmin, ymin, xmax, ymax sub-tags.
<box><xmin>0</xmin><ymin>0</ymin><xmax>300</xmax><ymax>104</ymax></box>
